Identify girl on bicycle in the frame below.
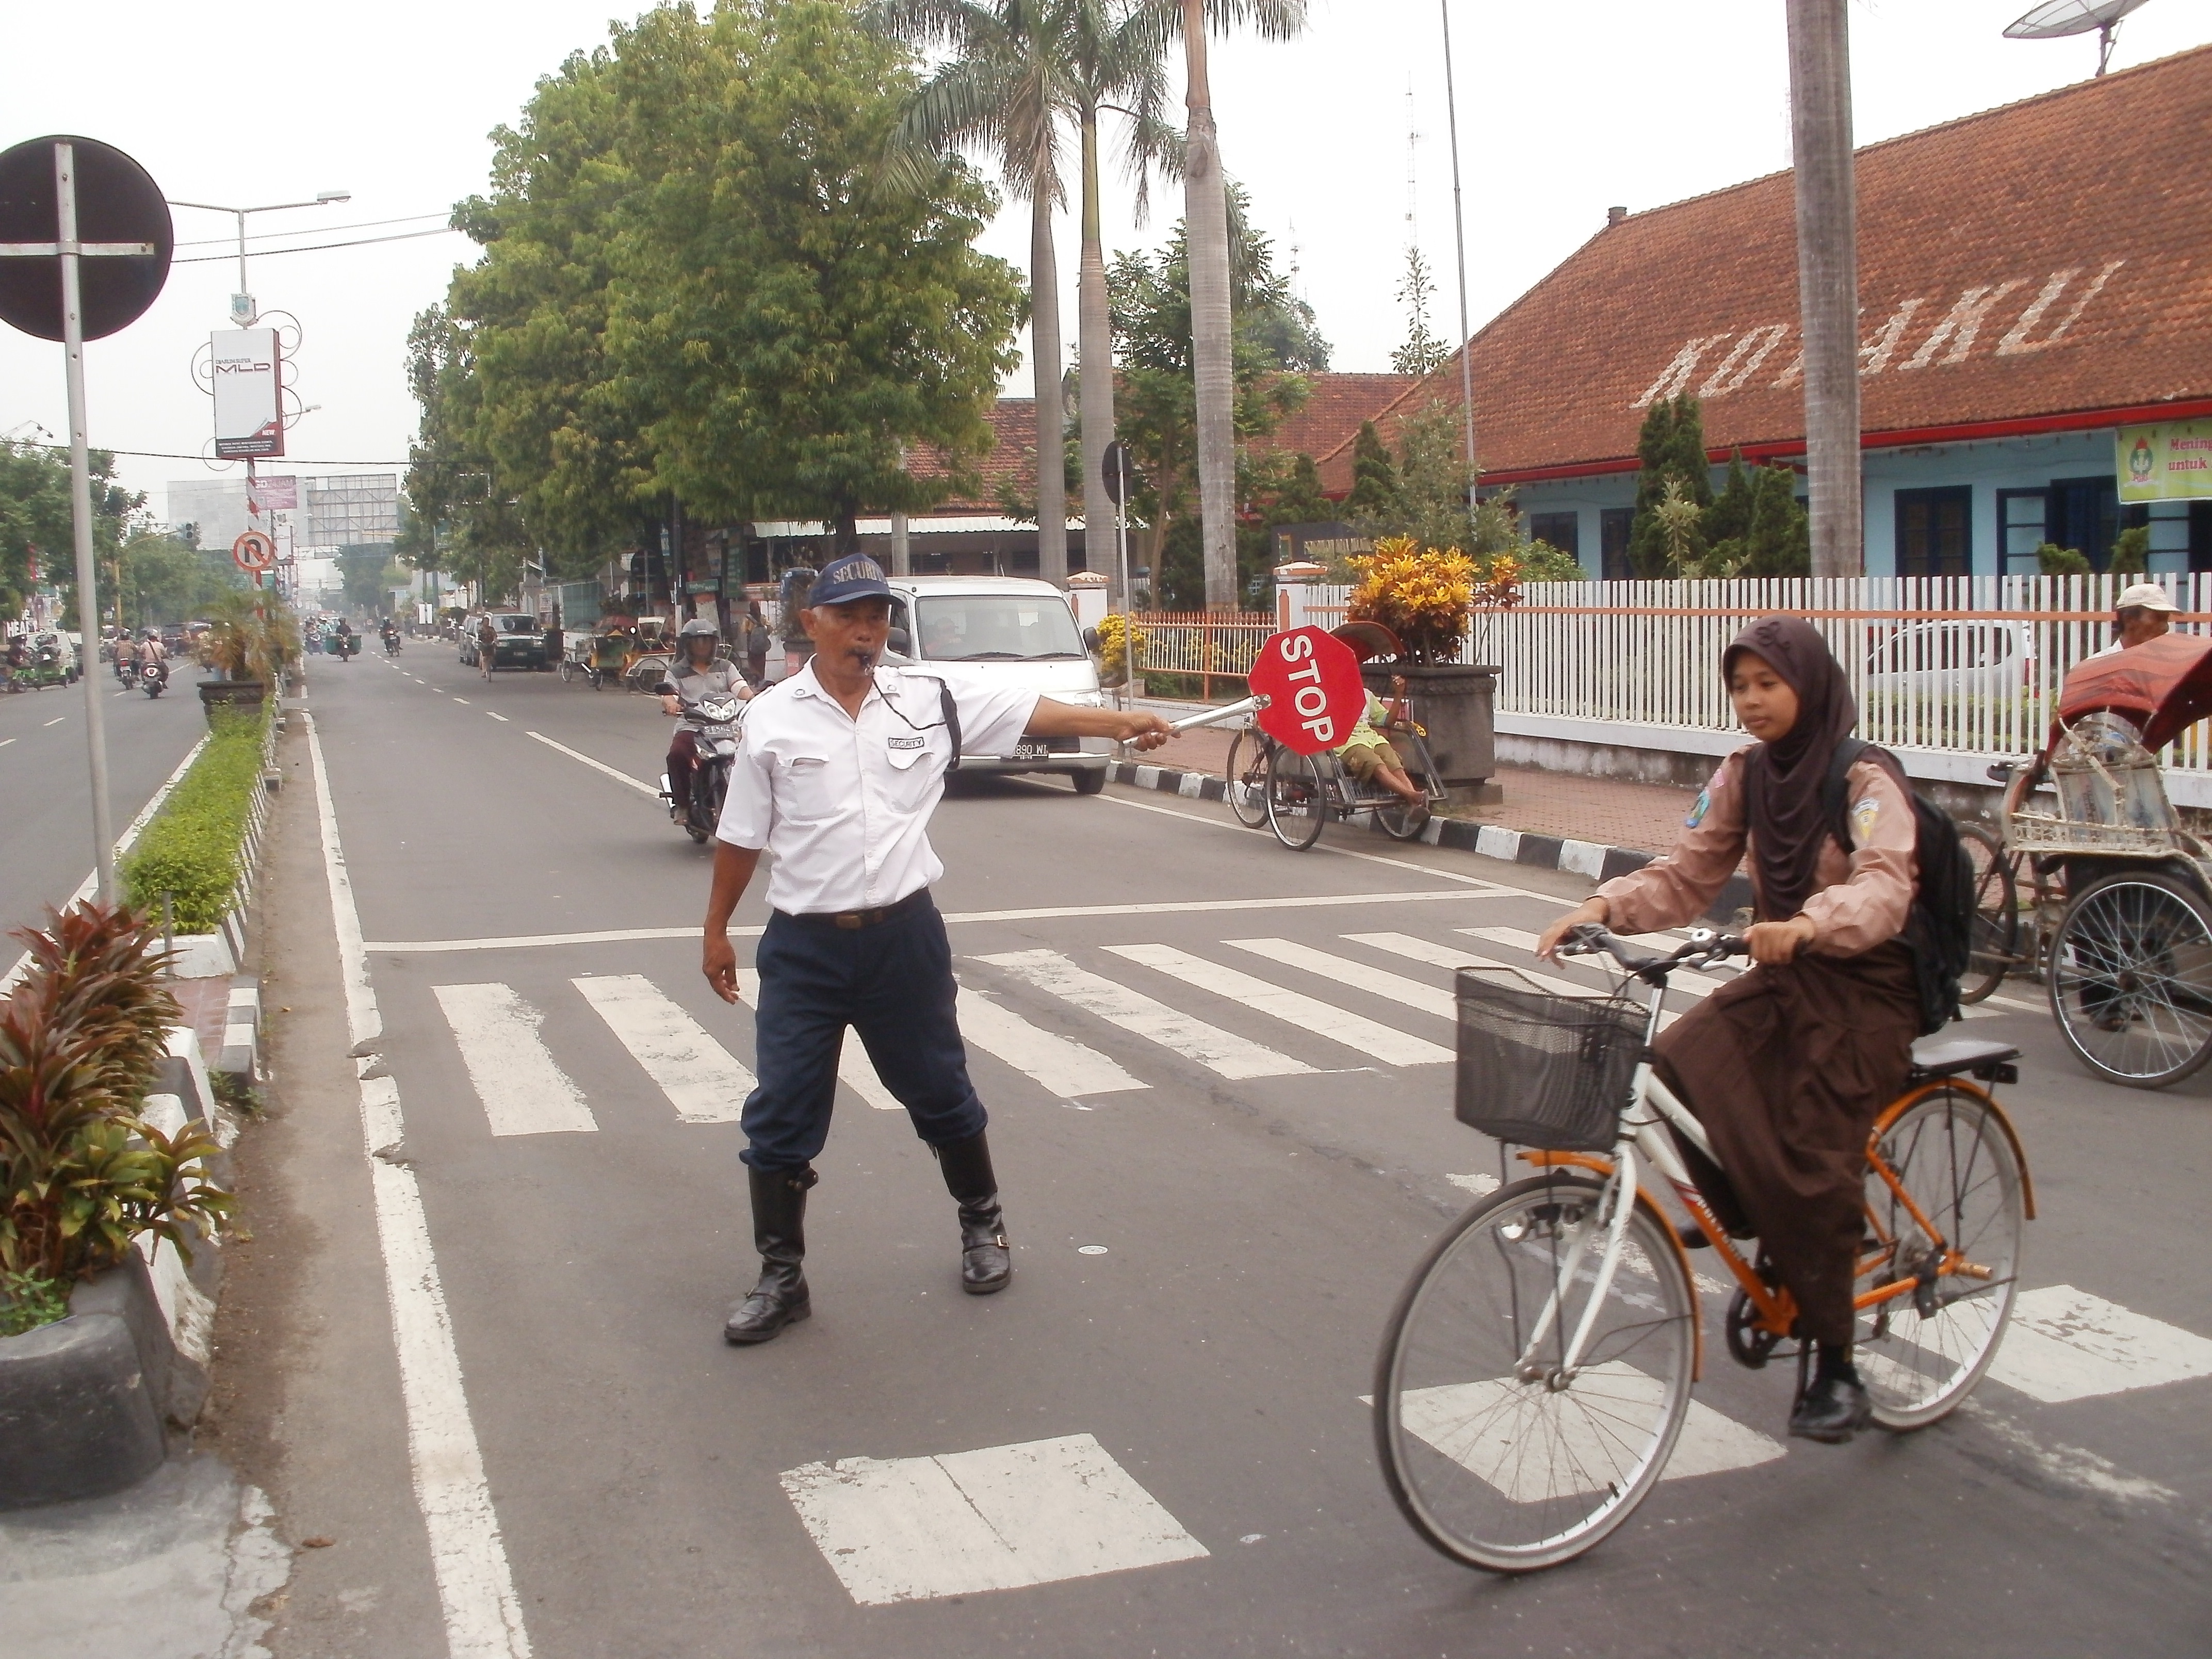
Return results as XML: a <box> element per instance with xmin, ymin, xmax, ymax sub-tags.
<box><xmin>1535</xmin><ymin>616</ymin><xmax>1920</xmax><ymax>1444</ymax></box>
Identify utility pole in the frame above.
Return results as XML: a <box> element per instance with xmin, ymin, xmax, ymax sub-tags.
<box><xmin>1787</xmin><ymin>0</ymin><xmax>1862</xmax><ymax>578</ymax></box>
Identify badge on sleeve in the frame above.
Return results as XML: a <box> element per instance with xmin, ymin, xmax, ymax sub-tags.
<box><xmin>1851</xmin><ymin>796</ymin><xmax>1880</xmax><ymax>841</ymax></box>
<box><xmin>1685</xmin><ymin>788</ymin><xmax>1710</xmax><ymax>829</ymax></box>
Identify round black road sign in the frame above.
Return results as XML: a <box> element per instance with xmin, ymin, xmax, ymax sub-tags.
<box><xmin>0</xmin><ymin>135</ymin><xmax>173</xmax><ymax>341</ymax></box>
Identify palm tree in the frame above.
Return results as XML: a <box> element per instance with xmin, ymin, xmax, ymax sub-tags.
<box><xmin>1165</xmin><ymin>0</ymin><xmax>1306</xmax><ymax>610</ymax></box>
<box><xmin>878</xmin><ymin>2</ymin><xmax>1174</xmax><ymax>596</ymax></box>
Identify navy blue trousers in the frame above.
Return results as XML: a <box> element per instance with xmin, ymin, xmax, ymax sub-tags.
<box><xmin>739</xmin><ymin>896</ymin><xmax>987</xmax><ymax>1171</ymax></box>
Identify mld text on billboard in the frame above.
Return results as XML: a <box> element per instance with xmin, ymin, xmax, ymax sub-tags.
<box><xmin>212</xmin><ymin>326</ymin><xmax>283</xmax><ymax>459</ymax></box>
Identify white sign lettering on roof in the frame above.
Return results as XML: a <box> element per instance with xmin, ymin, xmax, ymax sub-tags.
<box><xmin>1628</xmin><ymin>260</ymin><xmax>2125</xmax><ymax>410</ymax></box>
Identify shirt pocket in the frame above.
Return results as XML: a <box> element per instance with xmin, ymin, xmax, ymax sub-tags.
<box><xmin>882</xmin><ymin>735</ymin><xmax>942</xmax><ymax>811</ymax></box>
<box><xmin>778</xmin><ymin>753</ymin><xmax>840</xmax><ymax>821</ymax></box>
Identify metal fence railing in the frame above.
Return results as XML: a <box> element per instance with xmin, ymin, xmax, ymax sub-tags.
<box><xmin>1132</xmin><ymin>610</ymin><xmax>1275</xmax><ymax>701</ymax></box>
<box><xmin>1284</xmin><ymin>575</ymin><xmax>2212</xmax><ymax>776</ymax></box>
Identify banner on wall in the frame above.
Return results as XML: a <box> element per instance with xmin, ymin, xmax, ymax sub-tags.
<box><xmin>2117</xmin><ymin>421</ymin><xmax>2212</xmax><ymax>502</ymax></box>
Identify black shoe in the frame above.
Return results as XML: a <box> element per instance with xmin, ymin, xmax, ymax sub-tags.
<box><xmin>935</xmin><ymin>1130</ymin><xmax>1012</xmax><ymax>1295</ymax></box>
<box><xmin>1788</xmin><ymin>1373</ymin><xmax>1872</xmax><ymax>1443</ymax></box>
<box><xmin>725</xmin><ymin>1165</ymin><xmax>816</xmax><ymax>1344</ymax></box>
<box><xmin>1676</xmin><ymin>1223</ymin><xmax>1712</xmax><ymax>1249</ymax></box>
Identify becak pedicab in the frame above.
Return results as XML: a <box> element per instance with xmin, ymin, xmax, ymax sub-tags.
<box><xmin>1995</xmin><ymin>631</ymin><xmax>2212</xmax><ymax>1087</ymax></box>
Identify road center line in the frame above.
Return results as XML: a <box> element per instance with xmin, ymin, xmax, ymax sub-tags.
<box><xmin>304</xmin><ymin>711</ymin><xmax>534</xmax><ymax>1657</ymax></box>
<box><xmin>487</xmin><ymin>711</ymin><xmax>510</xmax><ymax>723</ymax></box>
<box><xmin>43</xmin><ymin>716</ymin><xmax>64</xmax><ymax>726</ymax></box>
<box><xmin>525</xmin><ymin>730</ymin><xmax>660</xmax><ymax>796</ymax></box>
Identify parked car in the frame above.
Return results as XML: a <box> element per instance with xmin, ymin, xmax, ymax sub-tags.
<box><xmin>884</xmin><ymin>576</ymin><xmax>1110</xmax><ymax>793</ymax></box>
<box><xmin>459</xmin><ymin>612</ymin><xmax>548</xmax><ymax>671</ymax></box>
<box><xmin>1861</xmin><ymin>619</ymin><xmax>2036</xmax><ymax>699</ymax></box>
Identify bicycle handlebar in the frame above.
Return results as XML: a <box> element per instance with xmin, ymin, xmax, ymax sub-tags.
<box><xmin>1559</xmin><ymin>923</ymin><xmax>1749</xmax><ymax>982</ymax></box>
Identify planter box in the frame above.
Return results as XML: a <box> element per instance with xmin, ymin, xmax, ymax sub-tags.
<box><xmin>1365</xmin><ymin>662</ymin><xmax>1501</xmax><ymax>802</ymax></box>
<box><xmin>197</xmin><ymin>678</ymin><xmax>266</xmax><ymax>727</ymax></box>
<box><xmin>0</xmin><ymin>1255</ymin><xmax>185</xmax><ymax>1510</ymax></box>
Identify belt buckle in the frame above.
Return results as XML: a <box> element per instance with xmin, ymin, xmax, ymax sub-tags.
<box><xmin>835</xmin><ymin>912</ymin><xmax>864</xmax><ymax>930</ymax></box>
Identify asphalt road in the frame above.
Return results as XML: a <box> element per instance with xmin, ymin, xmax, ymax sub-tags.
<box><xmin>223</xmin><ymin>645</ymin><xmax>2211</xmax><ymax>1658</ymax></box>
<box><xmin>0</xmin><ymin>662</ymin><xmax>207</xmax><ymax>941</ymax></box>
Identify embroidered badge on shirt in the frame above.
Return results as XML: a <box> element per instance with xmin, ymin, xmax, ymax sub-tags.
<box><xmin>887</xmin><ymin>735</ymin><xmax>925</xmax><ymax>751</ymax></box>
<box><xmin>1851</xmin><ymin>796</ymin><xmax>1880</xmax><ymax>841</ymax></box>
<box><xmin>1685</xmin><ymin>789</ymin><xmax>1710</xmax><ymax>829</ymax></box>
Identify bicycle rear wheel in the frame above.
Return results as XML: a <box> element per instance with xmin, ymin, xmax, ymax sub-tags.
<box><xmin>1265</xmin><ymin>744</ymin><xmax>1327</xmax><ymax>850</ymax></box>
<box><xmin>1224</xmin><ymin>729</ymin><xmax>1271</xmax><ymax>827</ymax></box>
<box><xmin>1856</xmin><ymin>1086</ymin><xmax>2026</xmax><ymax>1430</ymax></box>
<box><xmin>1374</xmin><ymin>1173</ymin><xmax>1696</xmax><ymax>1574</ymax></box>
<box><xmin>1959</xmin><ymin>823</ymin><xmax>2017</xmax><ymax>1005</ymax></box>
<box><xmin>2048</xmin><ymin>870</ymin><xmax>2212</xmax><ymax>1088</ymax></box>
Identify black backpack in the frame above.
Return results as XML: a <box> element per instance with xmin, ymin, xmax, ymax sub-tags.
<box><xmin>1822</xmin><ymin>738</ymin><xmax>1973</xmax><ymax>1035</ymax></box>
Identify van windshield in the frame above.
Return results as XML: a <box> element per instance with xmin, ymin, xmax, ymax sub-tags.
<box><xmin>914</xmin><ymin>596</ymin><xmax>1085</xmax><ymax>662</ymax></box>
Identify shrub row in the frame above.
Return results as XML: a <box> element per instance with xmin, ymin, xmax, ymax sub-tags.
<box><xmin>120</xmin><ymin>709</ymin><xmax>270</xmax><ymax>933</ymax></box>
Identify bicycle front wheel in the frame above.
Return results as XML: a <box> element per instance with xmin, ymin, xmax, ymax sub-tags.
<box><xmin>1857</xmin><ymin>1086</ymin><xmax>2026</xmax><ymax>1430</ymax></box>
<box><xmin>1374</xmin><ymin>1173</ymin><xmax>1696</xmax><ymax>1574</ymax></box>
<box><xmin>2048</xmin><ymin>870</ymin><xmax>2212</xmax><ymax>1087</ymax></box>
<box><xmin>1224</xmin><ymin>729</ymin><xmax>1271</xmax><ymax>827</ymax></box>
<box><xmin>1959</xmin><ymin>823</ymin><xmax>2017</xmax><ymax>1004</ymax></box>
<box><xmin>1264</xmin><ymin>743</ymin><xmax>1327</xmax><ymax>850</ymax></box>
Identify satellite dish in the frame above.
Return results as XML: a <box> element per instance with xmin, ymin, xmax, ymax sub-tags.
<box><xmin>2004</xmin><ymin>0</ymin><xmax>2153</xmax><ymax>75</ymax></box>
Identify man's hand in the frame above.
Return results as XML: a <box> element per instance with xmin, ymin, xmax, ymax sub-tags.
<box><xmin>703</xmin><ymin>933</ymin><xmax>741</xmax><ymax>1003</ymax></box>
<box><xmin>1744</xmin><ymin>914</ymin><xmax>1818</xmax><ymax>965</ymax></box>
<box><xmin>1024</xmin><ymin>699</ymin><xmax>1177</xmax><ymax>752</ymax></box>
<box><xmin>1110</xmin><ymin>711</ymin><xmax>1174</xmax><ymax>752</ymax></box>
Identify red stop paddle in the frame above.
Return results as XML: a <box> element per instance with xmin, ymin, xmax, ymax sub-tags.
<box><xmin>1165</xmin><ymin>626</ymin><xmax>1372</xmax><ymax>755</ymax></box>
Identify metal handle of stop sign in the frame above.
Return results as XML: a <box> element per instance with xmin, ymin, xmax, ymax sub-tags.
<box><xmin>1166</xmin><ymin>694</ymin><xmax>1268</xmax><ymax>734</ymax></box>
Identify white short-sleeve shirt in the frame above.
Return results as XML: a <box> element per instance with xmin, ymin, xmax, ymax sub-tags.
<box><xmin>715</xmin><ymin>662</ymin><xmax>1039</xmax><ymax>914</ymax></box>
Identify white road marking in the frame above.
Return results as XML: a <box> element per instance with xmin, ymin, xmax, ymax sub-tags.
<box><xmin>1373</xmin><ymin>1364</ymin><xmax>1781</xmax><ymax>1501</ymax></box>
<box><xmin>1105</xmin><ymin>942</ymin><xmax>1452</xmax><ymax>1066</ymax></box>
<box><xmin>1985</xmin><ymin>1284</ymin><xmax>2212</xmax><ymax>1403</ymax></box>
<box><xmin>976</xmin><ymin>949</ymin><xmax>1312</xmax><ymax>1079</ymax></box>
<box><xmin>364</xmin><ymin>893</ymin><xmax>1485</xmax><ymax>955</ymax></box>
<box><xmin>525</xmin><ymin>730</ymin><xmax>660</xmax><ymax>796</ymax></box>
<box><xmin>954</xmin><ymin>983</ymin><xmax>1146</xmax><ymax>1097</ymax></box>
<box><xmin>453</xmin><ymin>696</ymin><xmax>470</xmax><ymax>704</ymax></box>
<box><xmin>572</xmin><ymin>974</ymin><xmax>751</xmax><ymax>1123</ymax></box>
<box><xmin>1224</xmin><ymin>936</ymin><xmax>1456</xmax><ymax>1020</ymax></box>
<box><xmin>782</xmin><ymin>1434</ymin><xmax>1207</xmax><ymax>1606</ymax></box>
<box><xmin>487</xmin><ymin>711</ymin><xmax>510</xmax><ymax>723</ymax></box>
<box><xmin>1446</xmin><ymin>1172</ymin><xmax>1500</xmax><ymax>1196</ymax></box>
<box><xmin>1980</xmin><ymin>991</ymin><xmax>2043</xmax><ymax>1014</ymax></box>
<box><xmin>43</xmin><ymin>716</ymin><xmax>64</xmax><ymax>726</ymax></box>
<box><xmin>303</xmin><ymin>712</ymin><xmax>533</xmax><ymax>1657</ymax></box>
<box><xmin>731</xmin><ymin>968</ymin><xmax>902</xmax><ymax>1111</ymax></box>
<box><xmin>1344</xmin><ymin>931</ymin><xmax>1683</xmax><ymax>1030</ymax></box>
<box><xmin>0</xmin><ymin>737</ymin><xmax>13</xmax><ymax>746</ymax></box>
<box><xmin>432</xmin><ymin>983</ymin><xmax>598</xmax><ymax>1136</ymax></box>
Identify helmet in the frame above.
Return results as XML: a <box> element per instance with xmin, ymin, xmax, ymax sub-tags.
<box><xmin>678</xmin><ymin>617</ymin><xmax>720</xmax><ymax>640</ymax></box>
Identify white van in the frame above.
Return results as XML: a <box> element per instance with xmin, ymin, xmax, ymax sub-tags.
<box><xmin>885</xmin><ymin>575</ymin><xmax>1110</xmax><ymax>793</ymax></box>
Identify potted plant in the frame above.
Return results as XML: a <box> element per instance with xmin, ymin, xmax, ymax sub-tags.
<box><xmin>0</xmin><ymin>903</ymin><xmax>233</xmax><ymax>1508</ymax></box>
<box><xmin>194</xmin><ymin>590</ymin><xmax>301</xmax><ymax>721</ymax></box>
<box><xmin>1346</xmin><ymin>535</ymin><xmax>1510</xmax><ymax>801</ymax></box>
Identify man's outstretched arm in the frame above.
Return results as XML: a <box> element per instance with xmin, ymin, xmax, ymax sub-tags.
<box><xmin>1023</xmin><ymin>698</ymin><xmax>1174</xmax><ymax>751</ymax></box>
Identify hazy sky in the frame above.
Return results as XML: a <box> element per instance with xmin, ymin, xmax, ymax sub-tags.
<box><xmin>2</xmin><ymin>0</ymin><xmax>2206</xmax><ymax>525</ymax></box>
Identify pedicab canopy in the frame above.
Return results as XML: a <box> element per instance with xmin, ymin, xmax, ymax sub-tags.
<box><xmin>2054</xmin><ymin>631</ymin><xmax>2212</xmax><ymax>755</ymax></box>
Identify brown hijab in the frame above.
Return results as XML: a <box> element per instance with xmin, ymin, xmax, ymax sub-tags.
<box><xmin>1723</xmin><ymin>616</ymin><xmax>1859</xmax><ymax>921</ymax></box>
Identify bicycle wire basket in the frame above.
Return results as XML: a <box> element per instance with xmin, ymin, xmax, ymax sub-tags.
<box><xmin>1454</xmin><ymin>965</ymin><xmax>1647</xmax><ymax>1152</ymax></box>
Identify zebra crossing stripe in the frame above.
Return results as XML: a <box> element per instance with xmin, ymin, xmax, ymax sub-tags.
<box><xmin>432</xmin><ymin>982</ymin><xmax>598</xmax><ymax>1136</ymax></box>
<box><xmin>954</xmin><ymin>983</ymin><xmax>1147</xmax><ymax>1097</ymax></box>
<box><xmin>572</xmin><ymin>974</ymin><xmax>752</xmax><ymax>1124</ymax></box>
<box><xmin>1222</xmin><ymin>937</ymin><xmax>1457</xmax><ymax>1021</ymax></box>
<box><xmin>974</xmin><ymin>950</ymin><xmax>1313</xmax><ymax>1079</ymax></box>
<box><xmin>732</xmin><ymin>969</ymin><xmax>902</xmax><ymax>1111</ymax></box>
<box><xmin>1104</xmin><ymin>944</ymin><xmax>1453</xmax><ymax>1066</ymax></box>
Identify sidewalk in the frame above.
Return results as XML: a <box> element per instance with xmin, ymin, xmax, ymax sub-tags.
<box><xmin>1126</xmin><ymin>696</ymin><xmax>1702</xmax><ymax>855</ymax></box>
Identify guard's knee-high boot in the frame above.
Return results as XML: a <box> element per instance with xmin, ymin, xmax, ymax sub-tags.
<box><xmin>724</xmin><ymin>1165</ymin><xmax>815</xmax><ymax>1344</ymax></box>
<box><xmin>935</xmin><ymin>1130</ymin><xmax>1011</xmax><ymax>1295</ymax></box>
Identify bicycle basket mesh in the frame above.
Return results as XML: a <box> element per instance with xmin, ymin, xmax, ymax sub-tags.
<box><xmin>1454</xmin><ymin>967</ymin><xmax>1646</xmax><ymax>1151</ymax></box>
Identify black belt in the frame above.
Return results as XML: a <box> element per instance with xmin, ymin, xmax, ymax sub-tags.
<box><xmin>777</xmin><ymin>888</ymin><xmax>931</xmax><ymax>931</ymax></box>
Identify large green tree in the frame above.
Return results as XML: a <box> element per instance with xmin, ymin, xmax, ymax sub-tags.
<box><xmin>0</xmin><ymin>441</ymin><xmax>138</xmax><ymax>625</ymax></box>
<box><xmin>1628</xmin><ymin>394</ymin><xmax>1713</xmax><ymax>578</ymax></box>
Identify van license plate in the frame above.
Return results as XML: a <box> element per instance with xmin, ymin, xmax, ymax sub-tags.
<box><xmin>1013</xmin><ymin>740</ymin><xmax>1049</xmax><ymax>760</ymax></box>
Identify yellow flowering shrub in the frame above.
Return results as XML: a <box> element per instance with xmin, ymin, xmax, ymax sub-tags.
<box><xmin>1096</xmin><ymin>611</ymin><xmax>1147</xmax><ymax>681</ymax></box>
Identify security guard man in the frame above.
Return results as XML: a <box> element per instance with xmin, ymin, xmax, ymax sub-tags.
<box><xmin>703</xmin><ymin>555</ymin><xmax>1173</xmax><ymax>1343</ymax></box>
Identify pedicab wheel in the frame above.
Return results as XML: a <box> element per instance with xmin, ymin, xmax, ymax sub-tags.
<box><xmin>1375</xmin><ymin>796</ymin><xmax>1432</xmax><ymax>842</ymax></box>
<box><xmin>1958</xmin><ymin>822</ymin><xmax>2018</xmax><ymax>1004</ymax></box>
<box><xmin>1224</xmin><ymin>729</ymin><xmax>1271</xmax><ymax>827</ymax></box>
<box><xmin>1374</xmin><ymin>1173</ymin><xmax>1697</xmax><ymax>1574</ymax></box>
<box><xmin>627</xmin><ymin>655</ymin><xmax>671</xmax><ymax>695</ymax></box>
<box><xmin>2048</xmin><ymin>869</ymin><xmax>2212</xmax><ymax>1088</ymax></box>
<box><xmin>559</xmin><ymin>659</ymin><xmax>575</xmax><ymax>684</ymax></box>
<box><xmin>1264</xmin><ymin>743</ymin><xmax>1327</xmax><ymax>850</ymax></box>
<box><xmin>1856</xmin><ymin>1086</ymin><xmax>2025</xmax><ymax>1430</ymax></box>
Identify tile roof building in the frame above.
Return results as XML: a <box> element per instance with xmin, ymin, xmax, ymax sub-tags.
<box><xmin>1322</xmin><ymin>46</ymin><xmax>2212</xmax><ymax>579</ymax></box>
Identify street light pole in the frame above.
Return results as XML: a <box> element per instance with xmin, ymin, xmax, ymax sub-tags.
<box><xmin>166</xmin><ymin>189</ymin><xmax>349</xmax><ymax>324</ymax></box>
<box><xmin>1440</xmin><ymin>1</ymin><xmax>1478</xmax><ymax>510</ymax></box>
<box><xmin>1787</xmin><ymin>0</ymin><xmax>1862</xmax><ymax>578</ymax></box>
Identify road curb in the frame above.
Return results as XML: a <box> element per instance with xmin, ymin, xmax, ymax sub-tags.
<box><xmin>1104</xmin><ymin>758</ymin><xmax>1754</xmax><ymax>920</ymax></box>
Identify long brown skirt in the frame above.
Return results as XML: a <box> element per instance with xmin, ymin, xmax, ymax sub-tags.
<box><xmin>1653</xmin><ymin>942</ymin><xmax>1920</xmax><ymax>1347</ymax></box>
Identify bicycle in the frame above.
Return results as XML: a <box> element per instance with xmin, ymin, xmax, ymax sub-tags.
<box><xmin>1374</xmin><ymin>924</ymin><xmax>2033</xmax><ymax>1573</ymax></box>
<box><xmin>1222</xmin><ymin>722</ymin><xmax>1441</xmax><ymax>850</ymax></box>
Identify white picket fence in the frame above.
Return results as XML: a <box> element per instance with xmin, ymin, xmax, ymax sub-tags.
<box><xmin>1289</xmin><ymin>574</ymin><xmax>2212</xmax><ymax>779</ymax></box>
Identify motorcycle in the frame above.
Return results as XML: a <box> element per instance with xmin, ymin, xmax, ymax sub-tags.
<box><xmin>659</xmin><ymin>692</ymin><xmax>746</xmax><ymax>845</ymax></box>
<box><xmin>382</xmin><ymin>628</ymin><xmax>401</xmax><ymax>657</ymax></box>
<box><xmin>140</xmin><ymin>658</ymin><xmax>168</xmax><ymax>699</ymax></box>
<box><xmin>331</xmin><ymin>631</ymin><xmax>356</xmax><ymax>662</ymax></box>
<box><xmin>114</xmin><ymin>652</ymin><xmax>136</xmax><ymax>686</ymax></box>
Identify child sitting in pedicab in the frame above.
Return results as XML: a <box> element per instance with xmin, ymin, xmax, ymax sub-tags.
<box><xmin>1334</xmin><ymin>674</ymin><xmax>1427</xmax><ymax>806</ymax></box>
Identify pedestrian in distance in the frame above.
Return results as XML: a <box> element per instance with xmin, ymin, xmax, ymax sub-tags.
<box><xmin>476</xmin><ymin>614</ymin><xmax>498</xmax><ymax>680</ymax></box>
<box><xmin>737</xmin><ymin>599</ymin><xmax>770</xmax><ymax>686</ymax></box>
<box><xmin>700</xmin><ymin>553</ymin><xmax>1175</xmax><ymax>1344</ymax></box>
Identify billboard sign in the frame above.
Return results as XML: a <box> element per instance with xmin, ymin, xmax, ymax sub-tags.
<box><xmin>212</xmin><ymin>327</ymin><xmax>283</xmax><ymax>458</ymax></box>
<box><xmin>2117</xmin><ymin>421</ymin><xmax>2212</xmax><ymax>503</ymax></box>
<box><xmin>250</xmin><ymin>474</ymin><xmax>298</xmax><ymax>512</ymax></box>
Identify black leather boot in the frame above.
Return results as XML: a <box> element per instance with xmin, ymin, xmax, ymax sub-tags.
<box><xmin>724</xmin><ymin>1165</ymin><xmax>815</xmax><ymax>1344</ymax></box>
<box><xmin>1788</xmin><ymin>1345</ymin><xmax>1872</xmax><ymax>1443</ymax></box>
<box><xmin>935</xmin><ymin>1131</ymin><xmax>1011</xmax><ymax>1295</ymax></box>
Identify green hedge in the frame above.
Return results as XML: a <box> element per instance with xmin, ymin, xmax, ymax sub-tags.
<box><xmin>121</xmin><ymin>710</ymin><xmax>270</xmax><ymax>932</ymax></box>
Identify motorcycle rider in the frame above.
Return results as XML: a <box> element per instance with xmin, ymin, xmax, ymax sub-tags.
<box><xmin>333</xmin><ymin>617</ymin><xmax>356</xmax><ymax>660</ymax></box>
<box><xmin>659</xmin><ymin>617</ymin><xmax>754</xmax><ymax>824</ymax></box>
<box><xmin>135</xmin><ymin>628</ymin><xmax>168</xmax><ymax>686</ymax></box>
<box><xmin>381</xmin><ymin>615</ymin><xmax>401</xmax><ymax>656</ymax></box>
